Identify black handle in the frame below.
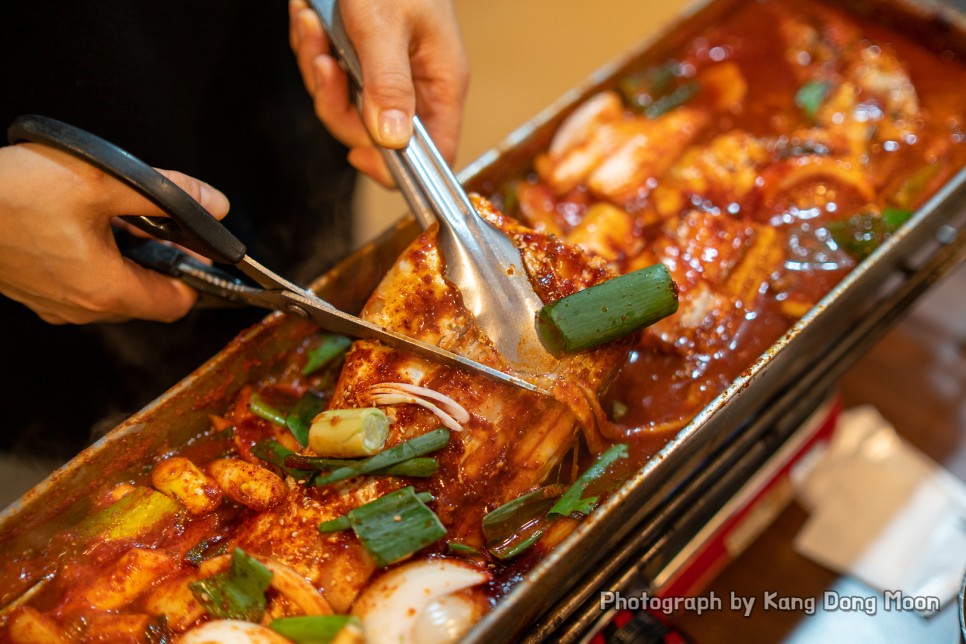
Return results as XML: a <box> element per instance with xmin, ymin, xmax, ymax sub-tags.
<box><xmin>7</xmin><ymin>114</ymin><xmax>246</xmax><ymax>264</ymax></box>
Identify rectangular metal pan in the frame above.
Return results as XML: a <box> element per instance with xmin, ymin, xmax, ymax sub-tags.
<box><xmin>2</xmin><ymin>0</ymin><xmax>965</xmax><ymax>639</ymax></box>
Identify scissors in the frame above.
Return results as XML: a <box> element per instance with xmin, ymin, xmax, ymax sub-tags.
<box><xmin>7</xmin><ymin>114</ymin><xmax>548</xmax><ymax>396</ymax></box>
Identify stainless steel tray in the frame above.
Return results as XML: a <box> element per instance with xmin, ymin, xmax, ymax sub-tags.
<box><xmin>2</xmin><ymin>0</ymin><xmax>965</xmax><ymax>639</ymax></box>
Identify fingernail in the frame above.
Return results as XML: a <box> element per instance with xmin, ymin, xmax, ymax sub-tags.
<box><xmin>378</xmin><ymin>109</ymin><xmax>412</xmax><ymax>148</ymax></box>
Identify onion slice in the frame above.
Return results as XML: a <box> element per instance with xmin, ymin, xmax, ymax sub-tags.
<box><xmin>179</xmin><ymin>620</ymin><xmax>290</xmax><ymax>643</ymax></box>
<box><xmin>352</xmin><ymin>560</ymin><xmax>490</xmax><ymax>644</ymax></box>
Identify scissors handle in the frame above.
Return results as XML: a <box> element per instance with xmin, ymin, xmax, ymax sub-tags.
<box><xmin>6</xmin><ymin>114</ymin><xmax>247</xmax><ymax>265</ymax></box>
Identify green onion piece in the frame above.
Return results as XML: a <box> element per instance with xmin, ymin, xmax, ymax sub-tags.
<box><xmin>189</xmin><ymin>548</ymin><xmax>272</xmax><ymax>622</ymax></box>
<box><xmin>252</xmin><ymin>440</ymin><xmax>316</xmax><ymax>481</ymax></box>
<box><xmin>891</xmin><ymin>163</ymin><xmax>940</xmax><ymax>210</ymax></box>
<box><xmin>270</xmin><ymin>615</ymin><xmax>362</xmax><ymax>644</ymax></box>
<box><xmin>309</xmin><ymin>408</ymin><xmax>390</xmax><ymax>458</ymax></box>
<box><xmin>320</xmin><ymin>491</ymin><xmax>436</xmax><ymax>535</ymax></box>
<box><xmin>827</xmin><ymin>208</ymin><xmax>912</xmax><ymax>260</ymax></box>
<box><xmin>381</xmin><ymin>457</ymin><xmax>439</xmax><ymax>478</ymax></box>
<box><xmin>318</xmin><ymin>516</ymin><xmax>351</xmax><ymax>533</ymax></box>
<box><xmin>184</xmin><ymin>536</ymin><xmax>229</xmax><ymax>566</ymax></box>
<box><xmin>75</xmin><ymin>487</ymin><xmax>183</xmax><ymax>542</ymax></box>
<box><xmin>249</xmin><ymin>393</ymin><xmax>287</xmax><ymax>426</ymax></box>
<box><xmin>288</xmin><ymin>454</ymin><xmax>438</xmax><ymax>478</ymax></box>
<box><xmin>537</xmin><ymin>264</ymin><xmax>678</xmax><ymax>355</ymax></box>
<box><xmin>296</xmin><ymin>456</ymin><xmax>439</xmax><ymax>480</ymax></box>
<box><xmin>286</xmin><ymin>391</ymin><xmax>328</xmax><ymax>447</ymax></box>
<box><xmin>795</xmin><ymin>80</ymin><xmax>831</xmax><ymax>121</ymax></box>
<box><xmin>482</xmin><ymin>485</ymin><xmax>566</xmax><ymax>561</ymax></box>
<box><xmin>145</xmin><ymin>615</ymin><xmax>171</xmax><ymax>644</ymax></box>
<box><xmin>447</xmin><ymin>542</ymin><xmax>482</xmax><ymax>556</ymax></box>
<box><xmin>302</xmin><ymin>334</ymin><xmax>353</xmax><ymax>376</ymax></box>
<box><xmin>310</xmin><ymin>428</ymin><xmax>450</xmax><ymax>487</ymax></box>
<box><xmin>548</xmin><ymin>444</ymin><xmax>629</xmax><ymax>519</ymax></box>
<box><xmin>319</xmin><ymin>487</ymin><xmax>445</xmax><ymax>567</ymax></box>
<box><xmin>882</xmin><ymin>207</ymin><xmax>914</xmax><ymax>230</ymax></box>
<box><xmin>644</xmin><ymin>82</ymin><xmax>698</xmax><ymax>118</ymax></box>
<box><xmin>620</xmin><ymin>60</ymin><xmax>681</xmax><ymax>112</ymax></box>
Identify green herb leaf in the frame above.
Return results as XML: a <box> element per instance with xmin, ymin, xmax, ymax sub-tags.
<box><xmin>795</xmin><ymin>80</ymin><xmax>831</xmax><ymax>121</ymax></box>
<box><xmin>188</xmin><ymin>548</ymin><xmax>272</xmax><ymax>622</ymax></box>
<box><xmin>270</xmin><ymin>615</ymin><xmax>362</xmax><ymax>644</ymax></box>
<box><xmin>482</xmin><ymin>485</ymin><xmax>566</xmax><ymax>560</ymax></box>
<box><xmin>286</xmin><ymin>391</ymin><xmax>328</xmax><ymax>447</ymax></box>
<box><xmin>319</xmin><ymin>487</ymin><xmax>445</xmax><ymax>567</ymax></box>
<box><xmin>249</xmin><ymin>392</ymin><xmax>288</xmax><ymax>426</ymax></box>
<box><xmin>548</xmin><ymin>444</ymin><xmax>629</xmax><ymax>519</ymax></box>
<box><xmin>302</xmin><ymin>334</ymin><xmax>353</xmax><ymax>376</ymax></box>
<box><xmin>537</xmin><ymin>264</ymin><xmax>678</xmax><ymax>355</ymax></box>
<box><xmin>308</xmin><ymin>428</ymin><xmax>450</xmax><ymax>487</ymax></box>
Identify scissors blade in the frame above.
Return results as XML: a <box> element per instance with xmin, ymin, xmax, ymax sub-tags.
<box><xmin>276</xmin><ymin>289</ymin><xmax>551</xmax><ymax>397</ymax></box>
<box><xmin>229</xmin><ymin>257</ymin><xmax>551</xmax><ymax>396</ymax></box>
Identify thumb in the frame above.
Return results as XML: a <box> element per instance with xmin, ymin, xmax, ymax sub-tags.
<box><xmin>153</xmin><ymin>169</ymin><xmax>231</xmax><ymax>221</ymax></box>
<box><xmin>106</xmin><ymin>168</ymin><xmax>231</xmax><ymax>221</ymax></box>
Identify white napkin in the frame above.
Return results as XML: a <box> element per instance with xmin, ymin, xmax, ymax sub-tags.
<box><xmin>791</xmin><ymin>405</ymin><xmax>966</xmax><ymax>614</ymax></box>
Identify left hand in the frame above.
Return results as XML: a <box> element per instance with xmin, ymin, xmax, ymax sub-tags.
<box><xmin>289</xmin><ymin>0</ymin><xmax>469</xmax><ymax>187</ymax></box>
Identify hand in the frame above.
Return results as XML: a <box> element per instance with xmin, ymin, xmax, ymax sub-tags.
<box><xmin>289</xmin><ymin>0</ymin><xmax>469</xmax><ymax>186</ymax></box>
<box><xmin>0</xmin><ymin>143</ymin><xmax>231</xmax><ymax>324</ymax></box>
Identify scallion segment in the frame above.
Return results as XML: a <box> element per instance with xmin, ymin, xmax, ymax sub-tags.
<box><xmin>188</xmin><ymin>548</ymin><xmax>272</xmax><ymax>622</ymax></box>
<box><xmin>620</xmin><ymin>60</ymin><xmax>684</xmax><ymax>114</ymax></box>
<box><xmin>287</xmin><ymin>455</ymin><xmax>440</xmax><ymax>480</ymax></box>
<box><xmin>644</xmin><ymin>82</ymin><xmax>698</xmax><ymax>118</ymax></box>
<box><xmin>537</xmin><ymin>264</ymin><xmax>678</xmax><ymax>355</ymax></box>
<box><xmin>307</xmin><ymin>428</ymin><xmax>450</xmax><ymax>487</ymax></box>
<box><xmin>482</xmin><ymin>485</ymin><xmax>566</xmax><ymax>561</ymax></box>
<box><xmin>252</xmin><ymin>440</ymin><xmax>316</xmax><ymax>481</ymax></box>
<box><xmin>481</xmin><ymin>445</ymin><xmax>630</xmax><ymax>559</ymax></box>
<box><xmin>302</xmin><ymin>334</ymin><xmax>353</xmax><ymax>376</ymax></box>
<box><xmin>317</xmin><ymin>487</ymin><xmax>445</xmax><ymax>567</ymax></box>
<box><xmin>270</xmin><ymin>615</ymin><xmax>362</xmax><ymax>644</ymax></box>
<box><xmin>249</xmin><ymin>393</ymin><xmax>287</xmax><ymax>426</ymax></box>
<box><xmin>447</xmin><ymin>542</ymin><xmax>482</xmax><ymax>556</ymax></box>
<box><xmin>75</xmin><ymin>487</ymin><xmax>183</xmax><ymax>542</ymax></box>
<box><xmin>548</xmin><ymin>444</ymin><xmax>629</xmax><ymax>518</ymax></box>
<box><xmin>827</xmin><ymin>208</ymin><xmax>913</xmax><ymax>259</ymax></box>
<box><xmin>309</xmin><ymin>408</ymin><xmax>389</xmax><ymax>458</ymax></box>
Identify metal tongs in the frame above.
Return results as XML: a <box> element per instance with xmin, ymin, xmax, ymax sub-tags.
<box><xmin>307</xmin><ymin>0</ymin><xmax>558</xmax><ymax>373</ymax></box>
<box><xmin>7</xmin><ymin>114</ymin><xmax>548</xmax><ymax>395</ymax></box>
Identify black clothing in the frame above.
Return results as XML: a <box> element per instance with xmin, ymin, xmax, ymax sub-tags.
<box><xmin>0</xmin><ymin>2</ymin><xmax>355</xmax><ymax>460</ymax></box>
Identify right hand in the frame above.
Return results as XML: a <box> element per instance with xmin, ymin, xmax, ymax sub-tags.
<box><xmin>0</xmin><ymin>142</ymin><xmax>231</xmax><ymax>324</ymax></box>
<box><xmin>288</xmin><ymin>0</ymin><xmax>469</xmax><ymax>187</ymax></box>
